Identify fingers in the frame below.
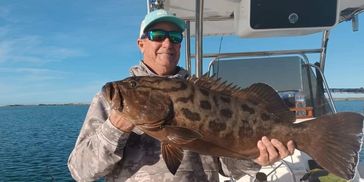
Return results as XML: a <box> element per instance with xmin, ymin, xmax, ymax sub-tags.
<box><xmin>254</xmin><ymin>136</ymin><xmax>295</xmax><ymax>166</ymax></box>
<box><xmin>287</xmin><ymin>140</ymin><xmax>296</xmax><ymax>154</ymax></box>
<box><xmin>255</xmin><ymin>140</ymin><xmax>269</xmax><ymax>165</ymax></box>
<box><xmin>109</xmin><ymin>109</ymin><xmax>135</xmax><ymax>132</ymax></box>
<box><xmin>254</xmin><ymin>136</ymin><xmax>277</xmax><ymax>166</ymax></box>
<box><xmin>271</xmin><ymin>138</ymin><xmax>290</xmax><ymax>159</ymax></box>
<box><xmin>262</xmin><ymin>136</ymin><xmax>279</xmax><ymax>163</ymax></box>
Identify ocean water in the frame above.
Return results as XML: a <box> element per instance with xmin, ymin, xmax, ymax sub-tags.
<box><xmin>0</xmin><ymin>101</ymin><xmax>363</xmax><ymax>181</ymax></box>
<box><xmin>334</xmin><ymin>100</ymin><xmax>364</xmax><ymax>113</ymax></box>
<box><xmin>0</xmin><ymin>105</ymin><xmax>88</xmax><ymax>181</ymax></box>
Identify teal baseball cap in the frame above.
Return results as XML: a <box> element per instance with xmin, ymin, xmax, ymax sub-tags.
<box><xmin>139</xmin><ymin>9</ymin><xmax>186</xmax><ymax>38</ymax></box>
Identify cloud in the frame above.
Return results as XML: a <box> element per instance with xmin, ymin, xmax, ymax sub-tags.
<box><xmin>0</xmin><ymin>67</ymin><xmax>91</xmax><ymax>105</ymax></box>
<box><xmin>0</xmin><ymin>34</ymin><xmax>87</xmax><ymax>64</ymax></box>
<box><xmin>0</xmin><ymin>79</ymin><xmax>102</xmax><ymax>105</ymax></box>
<box><xmin>0</xmin><ymin>5</ymin><xmax>87</xmax><ymax>64</ymax></box>
<box><xmin>0</xmin><ymin>67</ymin><xmax>67</xmax><ymax>81</ymax></box>
<box><xmin>0</xmin><ymin>26</ymin><xmax>9</xmax><ymax>37</ymax></box>
<box><xmin>0</xmin><ymin>6</ymin><xmax>11</xmax><ymax>21</ymax></box>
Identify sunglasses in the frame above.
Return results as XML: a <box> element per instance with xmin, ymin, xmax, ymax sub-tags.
<box><xmin>142</xmin><ymin>29</ymin><xmax>183</xmax><ymax>44</ymax></box>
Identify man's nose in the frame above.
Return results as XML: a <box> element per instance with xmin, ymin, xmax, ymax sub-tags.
<box><xmin>162</xmin><ymin>37</ymin><xmax>174</xmax><ymax>46</ymax></box>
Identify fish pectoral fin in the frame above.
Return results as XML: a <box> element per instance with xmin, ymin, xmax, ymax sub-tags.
<box><xmin>165</xmin><ymin>126</ymin><xmax>202</xmax><ymax>145</ymax></box>
<box><xmin>139</xmin><ymin>121</ymin><xmax>162</xmax><ymax>131</ymax></box>
<box><xmin>161</xmin><ymin>143</ymin><xmax>184</xmax><ymax>175</ymax></box>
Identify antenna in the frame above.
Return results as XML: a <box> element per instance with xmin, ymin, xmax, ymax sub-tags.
<box><xmin>148</xmin><ymin>0</ymin><xmax>165</xmax><ymax>12</ymax></box>
<box><xmin>352</xmin><ymin>14</ymin><xmax>359</xmax><ymax>32</ymax></box>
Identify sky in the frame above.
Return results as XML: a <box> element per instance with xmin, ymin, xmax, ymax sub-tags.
<box><xmin>0</xmin><ymin>0</ymin><xmax>363</xmax><ymax>106</ymax></box>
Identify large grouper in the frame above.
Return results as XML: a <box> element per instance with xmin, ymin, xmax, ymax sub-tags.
<box><xmin>102</xmin><ymin>75</ymin><xmax>364</xmax><ymax>180</ymax></box>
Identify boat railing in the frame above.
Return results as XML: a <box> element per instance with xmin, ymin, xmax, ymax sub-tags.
<box><xmin>307</xmin><ymin>63</ymin><xmax>337</xmax><ymax>113</ymax></box>
<box><xmin>206</xmin><ymin>53</ymin><xmax>337</xmax><ymax>117</ymax></box>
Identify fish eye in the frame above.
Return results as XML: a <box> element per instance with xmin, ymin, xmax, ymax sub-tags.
<box><xmin>129</xmin><ymin>80</ymin><xmax>137</xmax><ymax>88</ymax></box>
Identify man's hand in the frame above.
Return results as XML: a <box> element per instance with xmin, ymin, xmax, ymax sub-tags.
<box><xmin>109</xmin><ymin>109</ymin><xmax>135</xmax><ymax>132</ymax></box>
<box><xmin>253</xmin><ymin>136</ymin><xmax>295</xmax><ymax>166</ymax></box>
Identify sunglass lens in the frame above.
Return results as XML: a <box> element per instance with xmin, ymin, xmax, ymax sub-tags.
<box><xmin>148</xmin><ymin>30</ymin><xmax>167</xmax><ymax>42</ymax></box>
<box><xmin>169</xmin><ymin>32</ymin><xmax>183</xmax><ymax>43</ymax></box>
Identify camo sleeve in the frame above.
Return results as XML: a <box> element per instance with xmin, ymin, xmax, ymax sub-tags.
<box><xmin>219</xmin><ymin>157</ymin><xmax>261</xmax><ymax>179</ymax></box>
<box><xmin>68</xmin><ymin>93</ymin><xmax>130</xmax><ymax>181</ymax></box>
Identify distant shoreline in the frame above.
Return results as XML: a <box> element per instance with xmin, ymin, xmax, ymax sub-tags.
<box><xmin>0</xmin><ymin>103</ymin><xmax>90</xmax><ymax>107</ymax></box>
<box><xmin>333</xmin><ymin>97</ymin><xmax>364</xmax><ymax>101</ymax></box>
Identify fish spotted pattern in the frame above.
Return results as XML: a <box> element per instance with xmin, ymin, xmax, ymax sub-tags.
<box><xmin>102</xmin><ymin>75</ymin><xmax>364</xmax><ymax>180</ymax></box>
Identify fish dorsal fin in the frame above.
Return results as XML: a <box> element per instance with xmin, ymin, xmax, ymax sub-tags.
<box><xmin>188</xmin><ymin>75</ymin><xmax>295</xmax><ymax>122</ymax></box>
<box><xmin>161</xmin><ymin>143</ymin><xmax>184</xmax><ymax>175</ymax></box>
<box><xmin>187</xmin><ymin>75</ymin><xmax>241</xmax><ymax>94</ymax></box>
<box><xmin>238</xmin><ymin>83</ymin><xmax>295</xmax><ymax>122</ymax></box>
<box><xmin>165</xmin><ymin>126</ymin><xmax>202</xmax><ymax>145</ymax></box>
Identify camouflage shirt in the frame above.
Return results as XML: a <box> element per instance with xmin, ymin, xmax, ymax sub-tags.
<box><xmin>68</xmin><ymin>61</ymin><xmax>261</xmax><ymax>182</ymax></box>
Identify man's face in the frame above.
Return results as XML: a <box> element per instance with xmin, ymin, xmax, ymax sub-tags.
<box><xmin>138</xmin><ymin>22</ymin><xmax>182</xmax><ymax>76</ymax></box>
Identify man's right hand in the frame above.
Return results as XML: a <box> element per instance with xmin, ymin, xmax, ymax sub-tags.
<box><xmin>109</xmin><ymin>109</ymin><xmax>135</xmax><ymax>132</ymax></box>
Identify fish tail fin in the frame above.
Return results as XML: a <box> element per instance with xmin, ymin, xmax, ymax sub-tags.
<box><xmin>296</xmin><ymin>112</ymin><xmax>364</xmax><ymax>180</ymax></box>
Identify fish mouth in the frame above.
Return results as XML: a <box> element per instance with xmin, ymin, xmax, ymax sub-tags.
<box><xmin>115</xmin><ymin>86</ymin><xmax>124</xmax><ymax>112</ymax></box>
<box><xmin>102</xmin><ymin>82</ymin><xmax>124</xmax><ymax>112</ymax></box>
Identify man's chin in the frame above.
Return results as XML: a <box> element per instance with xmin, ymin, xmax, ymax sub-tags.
<box><xmin>158</xmin><ymin>57</ymin><xmax>178</xmax><ymax>64</ymax></box>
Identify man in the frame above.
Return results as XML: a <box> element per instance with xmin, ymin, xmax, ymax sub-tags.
<box><xmin>68</xmin><ymin>9</ymin><xmax>295</xmax><ymax>182</ymax></box>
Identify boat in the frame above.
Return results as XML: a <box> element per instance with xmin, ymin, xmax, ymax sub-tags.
<box><xmin>145</xmin><ymin>0</ymin><xmax>364</xmax><ymax>181</ymax></box>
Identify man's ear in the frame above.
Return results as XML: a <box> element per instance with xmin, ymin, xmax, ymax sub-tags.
<box><xmin>137</xmin><ymin>38</ymin><xmax>144</xmax><ymax>54</ymax></box>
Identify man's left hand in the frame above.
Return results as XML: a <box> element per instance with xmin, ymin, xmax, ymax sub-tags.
<box><xmin>253</xmin><ymin>136</ymin><xmax>295</xmax><ymax>166</ymax></box>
